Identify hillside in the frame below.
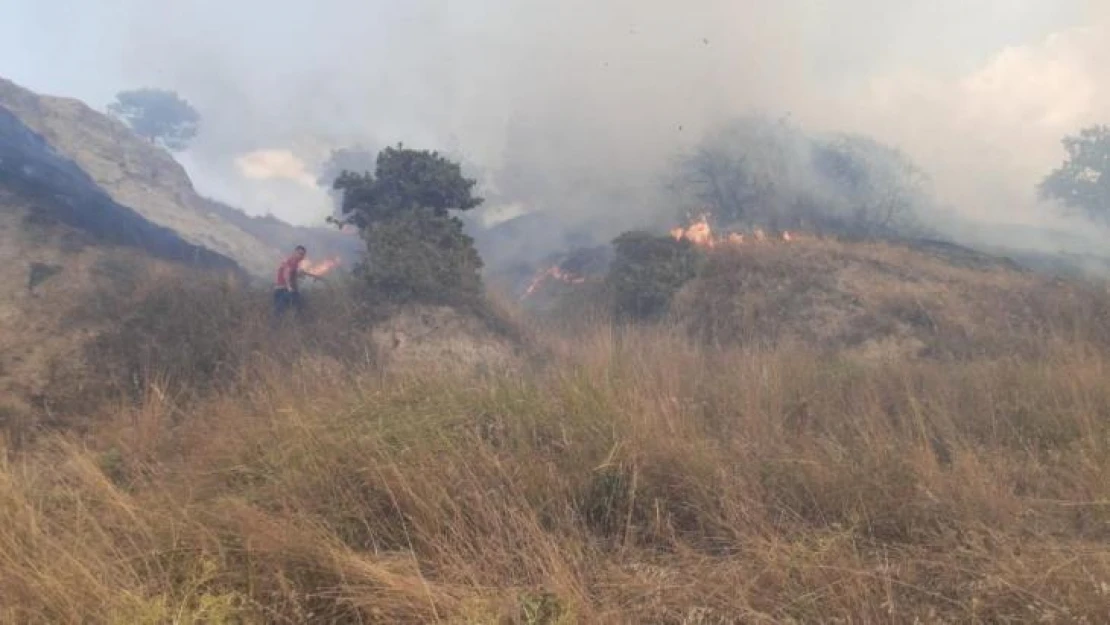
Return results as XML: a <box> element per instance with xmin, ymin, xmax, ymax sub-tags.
<box><xmin>514</xmin><ymin>229</ymin><xmax>1110</xmax><ymax>366</ymax></box>
<box><xmin>672</xmin><ymin>235</ymin><xmax>1110</xmax><ymax>360</ymax></box>
<box><xmin>6</xmin><ymin>156</ymin><xmax>1110</xmax><ymax>620</ymax></box>
<box><xmin>0</xmin><ymin>105</ymin><xmax>241</xmax><ymax>417</ymax></box>
<box><xmin>200</xmin><ymin>197</ymin><xmax>363</xmax><ymax>268</ymax></box>
<box><xmin>6</xmin><ymin>263</ymin><xmax>1110</xmax><ymax>621</ymax></box>
<box><xmin>9</xmin><ymin>75</ymin><xmax>1110</xmax><ymax>623</ymax></box>
<box><xmin>0</xmin><ymin>77</ymin><xmax>357</xmax><ymax>277</ymax></box>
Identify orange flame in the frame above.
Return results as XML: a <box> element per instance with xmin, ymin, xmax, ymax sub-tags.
<box><xmin>670</xmin><ymin>213</ymin><xmax>800</xmax><ymax>248</ymax></box>
<box><xmin>522</xmin><ymin>264</ymin><xmax>587</xmax><ymax>299</ymax></box>
<box><xmin>302</xmin><ymin>256</ymin><xmax>342</xmax><ymax>277</ymax></box>
<box><xmin>671</xmin><ymin>214</ymin><xmax>716</xmax><ymax>248</ymax></box>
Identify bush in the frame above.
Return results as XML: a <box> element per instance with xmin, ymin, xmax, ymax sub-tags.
<box><xmin>78</xmin><ymin>274</ymin><xmax>261</xmax><ymax>403</ymax></box>
<box><xmin>356</xmin><ymin>208</ymin><xmax>484</xmax><ymax>306</ymax></box>
<box><xmin>607</xmin><ymin>231</ymin><xmax>703</xmax><ymax>321</ymax></box>
<box><xmin>41</xmin><ymin>271</ymin><xmax>374</xmax><ymax>412</ymax></box>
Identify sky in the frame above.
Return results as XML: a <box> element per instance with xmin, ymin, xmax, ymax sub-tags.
<box><xmin>1</xmin><ymin>0</ymin><xmax>1106</xmax><ymax>243</ymax></box>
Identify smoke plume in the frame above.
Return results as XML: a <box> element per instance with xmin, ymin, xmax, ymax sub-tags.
<box><xmin>2</xmin><ymin>0</ymin><xmax>1107</xmax><ymax>260</ymax></box>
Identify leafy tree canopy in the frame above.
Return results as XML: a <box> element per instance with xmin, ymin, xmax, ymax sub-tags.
<box><xmin>333</xmin><ymin>144</ymin><xmax>483</xmax><ymax>229</ymax></box>
<box><xmin>1038</xmin><ymin>125</ymin><xmax>1110</xmax><ymax>223</ymax></box>
<box><xmin>108</xmin><ymin>88</ymin><xmax>200</xmax><ymax>151</ymax></box>
<box><xmin>331</xmin><ymin>145</ymin><xmax>486</xmax><ymax>305</ymax></box>
<box><xmin>357</xmin><ymin>208</ymin><xmax>484</xmax><ymax>305</ymax></box>
<box><xmin>607</xmin><ymin>231</ymin><xmax>703</xmax><ymax>321</ymax></box>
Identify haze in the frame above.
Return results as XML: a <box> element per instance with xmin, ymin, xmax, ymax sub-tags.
<box><xmin>2</xmin><ymin>0</ymin><xmax>1106</xmax><ymax>247</ymax></box>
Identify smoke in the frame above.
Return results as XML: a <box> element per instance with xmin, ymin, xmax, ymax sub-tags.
<box><xmin>846</xmin><ymin>11</ymin><xmax>1109</xmax><ymax>226</ymax></box>
<box><xmin>235</xmin><ymin>150</ymin><xmax>316</xmax><ymax>188</ymax></box>
<box><xmin>3</xmin><ymin>0</ymin><xmax>1107</xmax><ymax>259</ymax></box>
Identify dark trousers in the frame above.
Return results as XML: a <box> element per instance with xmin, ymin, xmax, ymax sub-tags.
<box><xmin>272</xmin><ymin>288</ymin><xmax>302</xmax><ymax>319</ymax></box>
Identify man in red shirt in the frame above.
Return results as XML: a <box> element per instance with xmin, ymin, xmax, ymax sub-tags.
<box><xmin>273</xmin><ymin>245</ymin><xmax>309</xmax><ymax>320</ymax></box>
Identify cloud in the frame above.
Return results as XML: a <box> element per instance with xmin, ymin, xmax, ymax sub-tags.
<box><xmin>234</xmin><ymin>149</ymin><xmax>317</xmax><ymax>188</ymax></box>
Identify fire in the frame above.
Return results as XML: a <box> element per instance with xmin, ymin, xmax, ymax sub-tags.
<box><xmin>670</xmin><ymin>213</ymin><xmax>800</xmax><ymax>249</ymax></box>
<box><xmin>302</xmin><ymin>256</ymin><xmax>342</xmax><ymax>277</ymax></box>
<box><xmin>670</xmin><ymin>214</ymin><xmax>716</xmax><ymax>248</ymax></box>
<box><xmin>522</xmin><ymin>264</ymin><xmax>587</xmax><ymax>300</ymax></box>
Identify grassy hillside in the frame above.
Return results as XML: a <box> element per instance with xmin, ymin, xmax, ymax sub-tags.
<box><xmin>3</xmin><ymin>253</ymin><xmax>1110</xmax><ymax>622</ymax></box>
<box><xmin>0</xmin><ymin>103</ymin><xmax>243</xmax><ymax>419</ymax></box>
<box><xmin>672</xmin><ymin>236</ymin><xmax>1110</xmax><ymax>360</ymax></box>
<box><xmin>0</xmin><ymin>200</ymin><xmax>239</xmax><ymax>427</ymax></box>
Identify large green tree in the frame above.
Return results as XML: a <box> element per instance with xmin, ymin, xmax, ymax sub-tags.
<box><xmin>1038</xmin><ymin>125</ymin><xmax>1110</xmax><ymax>223</ymax></box>
<box><xmin>108</xmin><ymin>88</ymin><xmax>200</xmax><ymax>151</ymax></box>
<box><xmin>332</xmin><ymin>145</ymin><xmax>485</xmax><ymax>304</ymax></box>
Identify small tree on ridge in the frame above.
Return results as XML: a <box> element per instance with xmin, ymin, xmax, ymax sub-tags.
<box><xmin>108</xmin><ymin>88</ymin><xmax>200</xmax><ymax>151</ymax></box>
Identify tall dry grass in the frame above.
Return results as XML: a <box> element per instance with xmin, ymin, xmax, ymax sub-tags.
<box><xmin>5</xmin><ymin>297</ymin><xmax>1110</xmax><ymax>623</ymax></box>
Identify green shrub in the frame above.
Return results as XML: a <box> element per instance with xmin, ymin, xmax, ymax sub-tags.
<box><xmin>333</xmin><ymin>145</ymin><xmax>486</xmax><ymax>306</ymax></box>
<box><xmin>607</xmin><ymin>231</ymin><xmax>703</xmax><ymax>321</ymax></box>
<box><xmin>356</xmin><ymin>208</ymin><xmax>483</xmax><ymax>306</ymax></box>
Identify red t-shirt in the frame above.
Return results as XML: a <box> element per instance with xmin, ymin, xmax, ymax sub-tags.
<box><xmin>275</xmin><ymin>256</ymin><xmax>302</xmax><ymax>290</ymax></box>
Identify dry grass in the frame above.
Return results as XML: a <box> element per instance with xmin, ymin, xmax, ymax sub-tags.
<box><xmin>673</xmin><ymin>237</ymin><xmax>1110</xmax><ymax>360</ymax></box>
<box><xmin>5</xmin><ymin>246</ymin><xmax>1110</xmax><ymax>623</ymax></box>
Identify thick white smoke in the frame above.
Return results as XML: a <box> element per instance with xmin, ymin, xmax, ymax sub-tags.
<box><xmin>3</xmin><ymin>0</ymin><xmax>1106</xmax><ymax>257</ymax></box>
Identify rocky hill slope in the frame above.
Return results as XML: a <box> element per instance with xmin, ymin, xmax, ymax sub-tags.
<box><xmin>0</xmin><ymin>77</ymin><xmax>359</xmax><ymax>277</ymax></box>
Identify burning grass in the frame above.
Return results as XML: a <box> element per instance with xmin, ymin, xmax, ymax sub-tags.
<box><xmin>5</xmin><ymin>294</ymin><xmax>1110</xmax><ymax>621</ymax></box>
<box><xmin>669</xmin><ymin>213</ymin><xmax>802</xmax><ymax>249</ymax></box>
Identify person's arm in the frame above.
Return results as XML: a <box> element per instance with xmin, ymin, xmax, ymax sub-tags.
<box><xmin>296</xmin><ymin>269</ymin><xmax>319</xmax><ymax>287</ymax></box>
